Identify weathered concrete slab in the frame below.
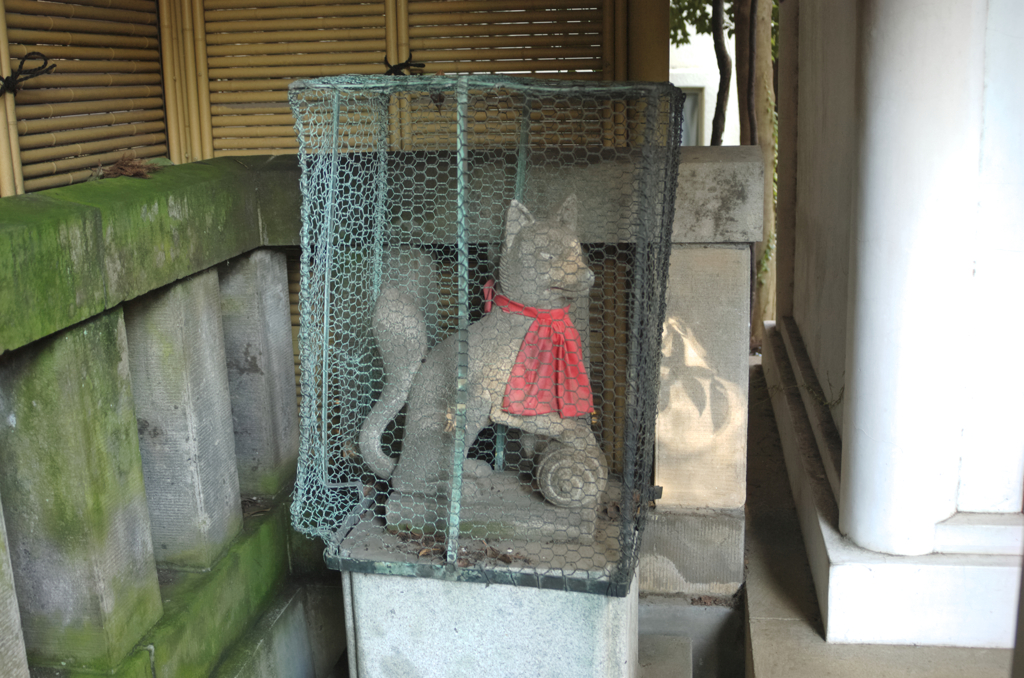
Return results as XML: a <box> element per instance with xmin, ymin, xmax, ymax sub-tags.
<box><xmin>638</xmin><ymin>635</ymin><xmax>693</xmax><ymax>678</ymax></box>
<box><xmin>672</xmin><ymin>146</ymin><xmax>764</xmax><ymax>243</ymax></box>
<box><xmin>0</xmin><ymin>310</ymin><xmax>162</xmax><ymax>671</ymax></box>
<box><xmin>639</xmin><ymin>508</ymin><xmax>744</xmax><ymax>596</ymax></box>
<box><xmin>656</xmin><ymin>245</ymin><xmax>749</xmax><ymax>509</ymax></box>
<box><xmin>0</xmin><ymin>488</ymin><xmax>30</xmax><ymax>678</ymax></box>
<box><xmin>124</xmin><ymin>269</ymin><xmax>242</xmax><ymax>568</ymax></box>
<box><xmin>344</xmin><ymin>571</ymin><xmax>638</xmax><ymax>678</ymax></box>
<box><xmin>212</xmin><ymin>585</ymin><xmax>315</xmax><ymax>678</ymax></box>
<box><xmin>219</xmin><ymin>249</ymin><xmax>300</xmax><ymax>496</ymax></box>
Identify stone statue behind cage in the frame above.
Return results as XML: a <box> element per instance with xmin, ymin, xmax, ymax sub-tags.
<box><xmin>358</xmin><ymin>195</ymin><xmax>608</xmax><ymax>524</ymax></box>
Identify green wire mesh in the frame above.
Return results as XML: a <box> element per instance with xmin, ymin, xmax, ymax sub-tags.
<box><xmin>289</xmin><ymin>75</ymin><xmax>683</xmax><ymax>596</ymax></box>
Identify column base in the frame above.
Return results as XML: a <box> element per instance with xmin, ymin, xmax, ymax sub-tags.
<box><xmin>763</xmin><ymin>320</ymin><xmax>1021</xmax><ymax>647</ymax></box>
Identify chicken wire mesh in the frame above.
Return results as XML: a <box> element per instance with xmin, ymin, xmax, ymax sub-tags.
<box><xmin>289</xmin><ymin>75</ymin><xmax>683</xmax><ymax>597</ymax></box>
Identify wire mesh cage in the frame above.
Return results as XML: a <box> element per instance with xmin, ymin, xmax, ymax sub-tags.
<box><xmin>290</xmin><ymin>75</ymin><xmax>683</xmax><ymax>596</ymax></box>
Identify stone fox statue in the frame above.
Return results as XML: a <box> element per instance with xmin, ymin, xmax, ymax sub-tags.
<box><xmin>358</xmin><ymin>195</ymin><xmax>608</xmax><ymax>508</ymax></box>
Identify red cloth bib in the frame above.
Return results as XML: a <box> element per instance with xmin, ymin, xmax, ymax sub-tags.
<box><xmin>483</xmin><ymin>280</ymin><xmax>594</xmax><ymax>418</ymax></box>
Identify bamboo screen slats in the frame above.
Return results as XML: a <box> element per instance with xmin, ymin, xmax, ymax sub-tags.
<box><xmin>406</xmin><ymin>0</ymin><xmax>607</xmax><ymax>79</ymax></box>
<box><xmin>0</xmin><ymin>0</ymin><xmax>624</xmax><ymax>192</ymax></box>
<box><xmin>203</xmin><ymin>0</ymin><xmax>388</xmax><ymax>157</ymax></box>
<box><xmin>202</xmin><ymin>0</ymin><xmax>618</xmax><ymax>158</ymax></box>
<box><xmin>1</xmin><ymin>0</ymin><xmax>168</xmax><ymax>193</ymax></box>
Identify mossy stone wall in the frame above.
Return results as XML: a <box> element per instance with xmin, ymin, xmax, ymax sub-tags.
<box><xmin>0</xmin><ymin>310</ymin><xmax>163</xmax><ymax>671</ymax></box>
<box><xmin>0</xmin><ymin>156</ymin><xmax>302</xmax><ymax>356</ymax></box>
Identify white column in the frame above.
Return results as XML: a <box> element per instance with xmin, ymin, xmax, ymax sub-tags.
<box><xmin>840</xmin><ymin>0</ymin><xmax>987</xmax><ymax>555</ymax></box>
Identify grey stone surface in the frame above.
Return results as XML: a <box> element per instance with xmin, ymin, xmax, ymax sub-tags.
<box><xmin>639</xmin><ymin>635</ymin><xmax>693</xmax><ymax>678</ymax></box>
<box><xmin>639</xmin><ymin>599</ymin><xmax>743</xmax><ymax>678</ymax></box>
<box><xmin>124</xmin><ymin>269</ymin><xmax>242</xmax><ymax>568</ymax></box>
<box><xmin>0</xmin><ymin>310</ymin><xmax>162</xmax><ymax>670</ymax></box>
<box><xmin>385</xmin><ymin>473</ymin><xmax>598</xmax><ymax>543</ymax></box>
<box><xmin>212</xmin><ymin>585</ymin><xmax>316</xmax><ymax>678</ymax></box>
<box><xmin>345</xmin><ymin>571</ymin><xmax>638</xmax><ymax>678</ymax></box>
<box><xmin>672</xmin><ymin>146</ymin><xmax>764</xmax><ymax>243</ymax></box>
<box><xmin>219</xmin><ymin>249</ymin><xmax>300</xmax><ymax>496</ymax></box>
<box><xmin>0</xmin><ymin>488</ymin><xmax>30</xmax><ymax>678</ymax></box>
<box><xmin>638</xmin><ymin>508</ymin><xmax>744</xmax><ymax>596</ymax></box>
<box><xmin>656</xmin><ymin>245</ymin><xmax>749</xmax><ymax>509</ymax></box>
<box><xmin>303</xmin><ymin>584</ymin><xmax>347</xmax><ymax>678</ymax></box>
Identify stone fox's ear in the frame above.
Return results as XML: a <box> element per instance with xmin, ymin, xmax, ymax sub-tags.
<box><xmin>556</xmin><ymin>194</ymin><xmax>580</xmax><ymax>234</ymax></box>
<box><xmin>505</xmin><ymin>199</ymin><xmax>535</xmax><ymax>252</ymax></box>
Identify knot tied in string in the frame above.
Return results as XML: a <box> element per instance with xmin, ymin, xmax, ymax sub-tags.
<box><xmin>383</xmin><ymin>53</ymin><xmax>425</xmax><ymax>76</ymax></box>
<box><xmin>0</xmin><ymin>52</ymin><xmax>56</xmax><ymax>98</ymax></box>
<box><xmin>483</xmin><ymin>280</ymin><xmax>594</xmax><ymax>418</ymax></box>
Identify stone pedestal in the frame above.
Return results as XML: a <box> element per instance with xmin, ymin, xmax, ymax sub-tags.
<box><xmin>0</xmin><ymin>310</ymin><xmax>162</xmax><ymax>671</ymax></box>
<box><xmin>219</xmin><ymin>249</ymin><xmax>300</xmax><ymax>496</ymax></box>
<box><xmin>343</xmin><ymin>572</ymin><xmax>638</xmax><ymax>678</ymax></box>
<box><xmin>124</xmin><ymin>269</ymin><xmax>242</xmax><ymax>568</ymax></box>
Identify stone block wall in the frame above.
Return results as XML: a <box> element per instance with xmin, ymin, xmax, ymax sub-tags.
<box><xmin>0</xmin><ymin>148</ymin><xmax>762</xmax><ymax>673</ymax></box>
<box><xmin>640</xmin><ymin>146</ymin><xmax>763</xmax><ymax>597</ymax></box>
<box><xmin>0</xmin><ymin>158</ymin><xmax>345</xmax><ymax>677</ymax></box>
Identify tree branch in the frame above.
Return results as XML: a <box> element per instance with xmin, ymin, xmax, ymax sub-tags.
<box><xmin>711</xmin><ymin>0</ymin><xmax>731</xmax><ymax>146</ymax></box>
<box><xmin>747</xmin><ymin>0</ymin><xmax>759</xmax><ymax>145</ymax></box>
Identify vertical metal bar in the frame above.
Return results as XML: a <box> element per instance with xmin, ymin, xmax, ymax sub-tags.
<box><xmin>319</xmin><ymin>92</ymin><xmax>342</xmax><ymax>483</ymax></box>
<box><xmin>368</xmin><ymin>92</ymin><xmax>390</xmax><ymax>415</ymax></box>
<box><xmin>492</xmin><ymin>96</ymin><xmax>534</xmax><ymax>473</ymax></box>
<box><xmin>493</xmin><ymin>425</ymin><xmax>506</xmax><ymax>472</ymax></box>
<box><xmin>514</xmin><ymin>97</ymin><xmax>531</xmax><ymax>202</ymax></box>
<box><xmin>447</xmin><ymin>76</ymin><xmax>470</xmax><ymax>564</ymax></box>
<box><xmin>620</xmin><ymin>87</ymin><xmax>661</xmax><ymax>586</ymax></box>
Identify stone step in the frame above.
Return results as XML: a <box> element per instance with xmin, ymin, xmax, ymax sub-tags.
<box><xmin>639</xmin><ymin>635</ymin><xmax>692</xmax><ymax>678</ymax></box>
<box><xmin>639</xmin><ymin>597</ymin><xmax>744</xmax><ymax>678</ymax></box>
<box><xmin>141</xmin><ymin>501</ymin><xmax>291</xmax><ymax>677</ymax></box>
<box><xmin>211</xmin><ymin>584</ymin><xmax>346</xmax><ymax>678</ymax></box>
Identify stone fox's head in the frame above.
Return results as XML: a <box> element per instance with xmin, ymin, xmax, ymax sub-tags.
<box><xmin>498</xmin><ymin>194</ymin><xmax>595</xmax><ymax>310</ymax></box>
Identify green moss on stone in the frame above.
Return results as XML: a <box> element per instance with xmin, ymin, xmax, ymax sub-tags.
<box><xmin>0</xmin><ymin>311</ymin><xmax>162</xmax><ymax>671</ymax></box>
<box><xmin>0</xmin><ymin>158</ymin><xmax>281</xmax><ymax>354</ymax></box>
<box><xmin>0</xmin><ymin>195</ymin><xmax>105</xmax><ymax>354</ymax></box>
<box><xmin>141</xmin><ymin>502</ymin><xmax>290</xmax><ymax>678</ymax></box>
<box><xmin>29</xmin><ymin>648</ymin><xmax>153</xmax><ymax>678</ymax></box>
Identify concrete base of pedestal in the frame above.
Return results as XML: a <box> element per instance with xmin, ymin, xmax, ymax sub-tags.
<box><xmin>343</xmin><ymin>571</ymin><xmax>638</xmax><ymax>678</ymax></box>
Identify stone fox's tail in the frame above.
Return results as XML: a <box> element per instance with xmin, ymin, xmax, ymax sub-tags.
<box><xmin>358</xmin><ymin>249</ymin><xmax>436</xmax><ymax>478</ymax></box>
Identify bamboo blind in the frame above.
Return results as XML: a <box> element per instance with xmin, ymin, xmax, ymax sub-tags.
<box><xmin>1</xmin><ymin>0</ymin><xmax>168</xmax><ymax>193</ymax></box>
<box><xmin>203</xmin><ymin>0</ymin><xmax>619</xmax><ymax>158</ymax></box>
<box><xmin>0</xmin><ymin>0</ymin><xmax>624</xmax><ymax>192</ymax></box>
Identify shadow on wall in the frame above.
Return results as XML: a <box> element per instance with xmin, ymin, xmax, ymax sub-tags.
<box><xmin>657</xmin><ymin>317</ymin><xmax>746</xmax><ymax>506</ymax></box>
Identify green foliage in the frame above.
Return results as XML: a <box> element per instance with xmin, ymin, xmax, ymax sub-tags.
<box><xmin>670</xmin><ymin>0</ymin><xmax>779</xmax><ymax>63</ymax></box>
<box><xmin>669</xmin><ymin>0</ymin><xmax>734</xmax><ymax>47</ymax></box>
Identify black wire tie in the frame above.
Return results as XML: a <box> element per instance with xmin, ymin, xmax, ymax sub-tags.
<box><xmin>0</xmin><ymin>52</ymin><xmax>57</xmax><ymax>98</ymax></box>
